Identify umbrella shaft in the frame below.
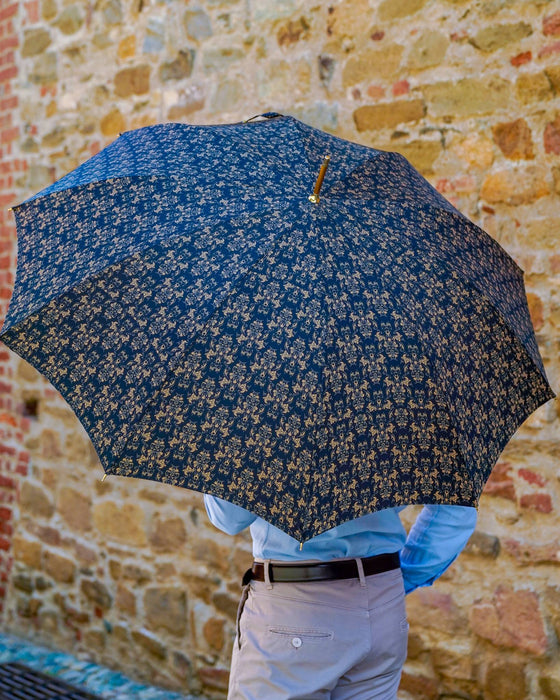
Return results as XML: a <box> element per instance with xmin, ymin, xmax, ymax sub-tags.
<box><xmin>309</xmin><ymin>155</ymin><xmax>331</xmax><ymax>203</ymax></box>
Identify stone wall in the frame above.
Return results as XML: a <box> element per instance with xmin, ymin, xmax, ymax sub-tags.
<box><xmin>0</xmin><ymin>0</ymin><xmax>559</xmax><ymax>698</ymax></box>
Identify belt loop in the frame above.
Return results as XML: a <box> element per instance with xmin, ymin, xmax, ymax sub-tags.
<box><xmin>355</xmin><ymin>557</ymin><xmax>366</xmax><ymax>587</ymax></box>
<box><xmin>264</xmin><ymin>559</ymin><xmax>273</xmax><ymax>590</ymax></box>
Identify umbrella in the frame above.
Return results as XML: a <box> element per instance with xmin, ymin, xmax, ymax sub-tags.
<box><xmin>0</xmin><ymin>112</ymin><xmax>554</xmax><ymax>542</ymax></box>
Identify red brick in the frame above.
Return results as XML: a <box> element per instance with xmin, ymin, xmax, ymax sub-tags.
<box><xmin>0</xmin><ymin>126</ymin><xmax>17</xmax><ymax>143</ymax></box>
<box><xmin>0</xmin><ymin>36</ymin><xmax>17</xmax><ymax>53</ymax></box>
<box><xmin>392</xmin><ymin>79</ymin><xmax>409</xmax><ymax>96</ymax></box>
<box><xmin>0</xmin><ymin>51</ymin><xmax>14</xmax><ymax>67</ymax></box>
<box><xmin>0</xmin><ymin>536</ymin><xmax>10</xmax><ymax>551</ymax></box>
<box><xmin>23</xmin><ymin>0</ymin><xmax>39</xmax><ymax>23</ymax></box>
<box><xmin>545</xmin><ymin>114</ymin><xmax>560</xmax><ymax>155</ymax></box>
<box><xmin>0</xmin><ymin>474</ymin><xmax>15</xmax><ymax>489</ymax></box>
<box><xmin>503</xmin><ymin>537</ymin><xmax>560</xmax><ymax>565</ymax></box>
<box><xmin>0</xmin><ymin>506</ymin><xmax>10</xmax><ymax>520</ymax></box>
<box><xmin>0</xmin><ymin>520</ymin><xmax>11</xmax><ymax>535</ymax></box>
<box><xmin>518</xmin><ymin>468</ymin><xmax>547</xmax><ymax>487</ymax></box>
<box><xmin>510</xmin><ymin>51</ymin><xmax>531</xmax><ymax>67</ymax></box>
<box><xmin>544</xmin><ymin>10</ymin><xmax>560</xmax><ymax>36</ymax></box>
<box><xmin>539</xmin><ymin>40</ymin><xmax>560</xmax><ymax>58</ymax></box>
<box><xmin>0</xmin><ymin>65</ymin><xmax>16</xmax><ymax>83</ymax></box>
<box><xmin>483</xmin><ymin>461</ymin><xmax>515</xmax><ymax>500</ymax></box>
<box><xmin>520</xmin><ymin>493</ymin><xmax>553</xmax><ymax>513</ymax></box>
<box><xmin>0</xmin><ymin>3</ymin><xmax>17</xmax><ymax>21</ymax></box>
<box><xmin>0</xmin><ymin>194</ymin><xmax>15</xmax><ymax>208</ymax></box>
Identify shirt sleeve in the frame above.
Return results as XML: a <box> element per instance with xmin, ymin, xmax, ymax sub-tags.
<box><xmin>203</xmin><ymin>494</ymin><xmax>258</xmax><ymax>535</ymax></box>
<box><xmin>400</xmin><ymin>504</ymin><xmax>477</xmax><ymax>595</ymax></box>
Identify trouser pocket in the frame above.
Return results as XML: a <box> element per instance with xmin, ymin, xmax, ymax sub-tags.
<box><xmin>236</xmin><ymin>582</ymin><xmax>251</xmax><ymax>649</ymax></box>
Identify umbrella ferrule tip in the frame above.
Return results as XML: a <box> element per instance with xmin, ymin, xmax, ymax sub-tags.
<box><xmin>308</xmin><ymin>194</ymin><xmax>320</xmax><ymax>204</ymax></box>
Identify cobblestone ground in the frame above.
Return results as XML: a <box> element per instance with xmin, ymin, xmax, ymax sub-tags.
<box><xmin>0</xmin><ymin>631</ymin><xmax>202</xmax><ymax>700</ymax></box>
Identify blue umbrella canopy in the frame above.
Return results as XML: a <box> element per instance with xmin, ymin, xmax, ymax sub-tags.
<box><xmin>0</xmin><ymin>112</ymin><xmax>554</xmax><ymax>541</ymax></box>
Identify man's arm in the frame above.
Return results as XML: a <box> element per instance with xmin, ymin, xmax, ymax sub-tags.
<box><xmin>204</xmin><ymin>494</ymin><xmax>258</xmax><ymax>535</ymax></box>
<box><xmin>400</xmin><ymin>505</ymin><xmax>477</xmax><ymax>594</ymax></box>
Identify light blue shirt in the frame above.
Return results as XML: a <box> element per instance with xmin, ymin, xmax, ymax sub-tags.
<box><xmin>204</xmin><ymin>495</ymin><xmax>477</xmax><ymax>594</ymax></box>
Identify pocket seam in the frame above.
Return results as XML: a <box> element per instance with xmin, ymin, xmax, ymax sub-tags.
<box><xmin>268</xmin><ymin>626</ymin><xmax>334</xmax><ymax>640</ymax></box>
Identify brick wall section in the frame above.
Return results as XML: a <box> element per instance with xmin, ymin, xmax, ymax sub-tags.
<box><xmin>0</xmin><ymin>0</ymin><xmax>25</xmax><ymax>622</ymax></box>
<box><xmin>0</xmin><ymin>1</ymin><xmax>558</xmax><ymax>699</ymax></box>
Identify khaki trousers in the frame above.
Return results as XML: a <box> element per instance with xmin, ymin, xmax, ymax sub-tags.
<box><xmin>228</xmin><ymin>566</ymin><xmax>408</xmax><ymax>700</ymax></box>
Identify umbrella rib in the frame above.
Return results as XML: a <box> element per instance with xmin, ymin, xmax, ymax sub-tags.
<box><xmin>1</xmin><ymin>193</ymin><xmax>297</xmax><ymax>335</ymax></box>
<box><xmin>109</xmin><ymin>200</ymin><xmax>309</xmax><ymax>472</ymax></box>
<box><xmin>318</xmin><ymin>204</ymin><xmax>471</xmax><ymax>479</ymax></box>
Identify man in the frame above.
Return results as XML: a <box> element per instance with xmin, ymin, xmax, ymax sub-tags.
<box><xmin>205</xmin><ymin>495</ymin><xmax>477</xmax><ymax>700</ymax></box>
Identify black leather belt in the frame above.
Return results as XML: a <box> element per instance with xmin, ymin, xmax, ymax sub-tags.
<box><xmin>246</xmin><ymin>552</ymin><xmax>400</xmax><ymax>584</ymax></box>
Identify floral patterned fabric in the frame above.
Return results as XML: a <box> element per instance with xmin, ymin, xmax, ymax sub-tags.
<box><xmin>1</xmin><ymin>113</ymin><xmax>554</xmax><ymax>541</ymax></box>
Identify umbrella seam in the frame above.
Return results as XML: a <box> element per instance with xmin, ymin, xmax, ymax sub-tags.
<box><xmin>339</xmin><ymin>197</ymin><xmax>540</xmax><ymax>380</ymax></box>
<box><xmin>108</xmin><ymin>199</ymin><xmax>311</xmax><ymax>473</ymax></box>
<box><xmin>1</xmin><ymin>195</ymin><xmax>306</xmax><ymax>335</ymax></box>
<box><xmin>318</xmin><ymin>200</ymin><xmax>472</xmax><ymax>490</ymax></box>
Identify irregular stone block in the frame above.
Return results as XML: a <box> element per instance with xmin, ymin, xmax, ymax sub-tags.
<box><xmin>93</xmin><ymin>501</ymin><xmax>147</xmax><ymax>546</ymax></box>
<box><xmin>114</xmin><ymin>65</ymin><xmax>150</xmax><ymax>98</ymax></box>
<box><xmin>29</xmin><ymin>52</ymin><xmax>57</xmax><ymax>85</ymax></box>
<box><xmin>342</xmin><ymin>45</ymin><xmax>403</xmax><ymax>86</ymax></box>
<box><xmin>20</xmin><ymin>481</ymin><xmax>54</xmax><ymax>518</ymax></box>
<box><xmin>211</xmin><ymin>591</ymin><xmax>238</xmax><ymax>622</ymax></box>
<box><xmin>55</xmin><ymin>6</ymin><xmax>84</xmax><ymax>35</ymax></box>
<box><xmin>43</xmin><ymin>549</ymin><xmax>76</xmax><ymax>583</ymax></box>
<box><xmin>277</xmin><ymin>17</ymin><xmax>310</xmax><ymax>46</ymax></box>
<box><xmin>202</xmin><ymin>47</ymin><xmax>244</xmax><ymax>73</ymax></box>
<box><xmin>464</xmin><ymin>530</ymin><xmax>501</xmax><ymax>559</ymax></box>
<box><xmin>149</xmin><ymin>516</ymin><xmax>187</xmax><ymax>552</ymax></box>
<box><xmin>470</xmin><ymin>585</ymin><xmax>548</xmax><ymax>655</ymax></box>
<box><xmin>469</xmin><ymin>22</ymin><xmax>532</xmax><ymax>52</ymax></box>
<box><xmin>480</xmin><ymin>165</ymin><xmax>549</xmax><ymax>205</ymax></box>
<box><xmin>389</xmin><ymin>139</ymin><xmax>442</xmax><ymax>174</ymax></box>
<box><xmin>132</xmin><ymin>628</ymin><xmax>167</xmax><ymax>659</ymax></box>
<box><xmin>184</xmin><ymin>9</ymin><xmax>212</xmax><ymax>41</ymax></box>
<box><xmin>516</xmin><ymin>71</ymin><xmax>553</xmax><ymax>104</ymax></box>
<box><xmin>354</xmin><ymin>99</ymin><xmax>425</xmax><ymax>131</ymax></box>
<box><xmin>12</xmin><ymin>535</ymin><xmax>41</xmax><ymax>568</ymax></box>
<box><xmin>378</xmin><ymin>0</ymin><xmax>428</xmax><ymax>21</ymax></box>
<box><xmin>484</xmin><ymin>658</ymin><xmax>527</xmax><ymax>700</ymax></box>
<box><xmin>503</xmin><ymin>537</ymin><xmax>560</xmax><ymax>565</ymax></box>
<box><xmin>81</xmin><ymin>579</ymin><xmax>112</xmax><ymax>609</ymax></box>
<box><xmin>492</xmin><ymin>118</ymin><xmax>534</xmax><ymax>159</ymax></box>
<box><xmin>144</xmin><ymin>587</ymin><xmax>187</xmax><ymax>635</ymax></box>
<box><xmin>398</xmin><ymin>671</ymin><xmax>439</xmax><ymax>699</ymax></box>
<box><xmin>116</xmin><ymin>583</ymin><xmax>136</xmax><ymax>615</ymax></box>
<box><xmin>159</xmin><ymin>50</ymin><xmax>195</xmax><ymax>82</ymax></box>
<box><xmin>21</xmin><ymin>28</ymin><xmax>51</xmax><ymax>57</ymax></box>
<box><xmin>198</xmin><ymin>667</ymin><xmax>230</xmax><ymax>691</ymax></box>
<box><xmin>408</xmin><ymin>30</ymin><xmax>449</xmax><ymax>69</ymax></box>
<box><xmin>100</xmin><ymin>109</ymin><xmax>125</xmax><ymax>137</ymax></box>
<box><xmin>203</xmin><ymin>617</ymin><xmax>225</xmax><ymax>650</ymax></box>
<box><xmin>424</xmin><ymin>77</ymin><xmax>511</xmax><ymax>117</ymax></box>
<box><xmin>406</xmin><ymin>589</ymin><xmax>466</xmax><ymax>634</ymax></box>
<box><xmin>58</xmin><ymin>486</ymin><xmax>92</xmax><ymax>531</ymax></box>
